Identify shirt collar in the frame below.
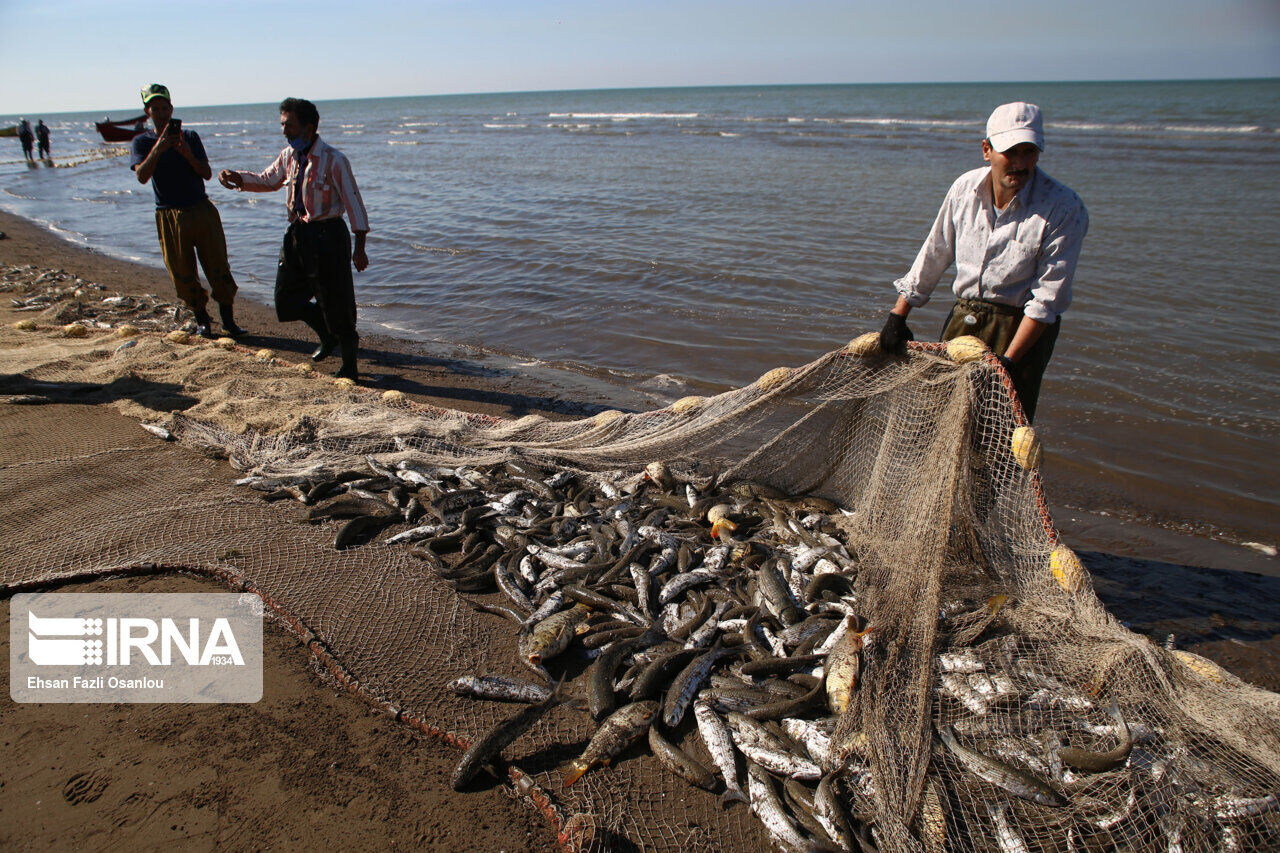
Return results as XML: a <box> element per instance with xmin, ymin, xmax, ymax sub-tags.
<box><xmin>975</xmin><ymin>166</ymin><xmax>1040</xmax><ymax>212</ymax></box>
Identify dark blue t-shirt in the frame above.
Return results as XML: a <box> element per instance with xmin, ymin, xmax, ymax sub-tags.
<box><xmin>130</xmin><ymin>130</ymin><xmax>209</xmax><ymax>210</ymax></box>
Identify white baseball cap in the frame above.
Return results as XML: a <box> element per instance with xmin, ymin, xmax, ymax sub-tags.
<box><xmin>986</xmin><ymin>102</ymin><xmax>1044</xmax><ymax>152</ymax></box>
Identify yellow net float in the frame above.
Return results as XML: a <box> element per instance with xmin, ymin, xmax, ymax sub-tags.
<box><xmin>756</xmin><ymin>366</ymin><xmax>793</xmax><ymax>391</ymax></box>
<box><xmin>1011</xmin><ymin>425</ymin><xmax>1042</xmax><ymax>469</ymax></box>
<box><xmin>62</xmin><ymin>323</ymin><xmax>88</xmax><ymax>338</ymax></box>
<box><xmin>843</xmin><ymin>332</ymin><xmax>880</xmax><ymax>356</ymax></box>
<box><xmin>382</xmin><ymin>389</ymin><xmax>406</xmax><ymax>404</ymax></box>
<box><xmin>513</xmin><ymin>414</ymin><xmax>545</xmax><ymax>429</ymax></box>
<box><xmin>671</xmin><ymin>395</ymin><xmax>704</xmax><ymax>415</ymax></box>
<box><xmin>333</xmin><ymin>377</ymin><xmax>357</xmax><ymax>389</ymax></box>
<box><xmin>593</xmin><ymin>409</ymin><xmax>624</xmax><ymax>427</ymax></box>
<box><xmin>214</xmin><ymin>337</ymin><xmax>237</xmax><ymax>350</ymax></box>
<box><xmin>254</xmin><ymin>348</ymin><xmax>274</xmax><ymax>362</ymax></box>
<box><xmin>115</xmin><ymin>324</ymin><xmax>139</xmax><ymax>338</ymax></box>
<box><xmin>293</xmin><ymin>362</ymin><xmax>314</xmax><ymax>374</ymax></box>
<box><xmin>1172</xmin><ymin>650</ymin><xmax>1226</xmax><ymax>684</ymax></box>
<box><xmin>164</xmin><ymin>330</ymin><xmax>190</xmax><ymax>344</ymax></box>
<box><xmin>946</xmin><ymin>335</ymin><xmax>990</xmax><ymax>364</ymax></box>
<box><xmin>1049</xmin><ymin>545</ymin><xmax>1085</xmax><ymax>593</ymax></box>
<box><xmin>12</xmin><ymin>319</ymin><xmax>37</xmax><ymax>331</ymax></box>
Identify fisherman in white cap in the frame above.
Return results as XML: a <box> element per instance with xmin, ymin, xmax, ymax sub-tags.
<box><xmin>878</xmin><ymin>102</ymin><xmax>1089</xmax><ymax>421</ymax></box>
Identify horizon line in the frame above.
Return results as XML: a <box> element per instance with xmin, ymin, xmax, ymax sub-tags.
<box><xmin>5</xmin><ymin>75</ymin><xmax>1278</xmax><ymax>118</ymax></box>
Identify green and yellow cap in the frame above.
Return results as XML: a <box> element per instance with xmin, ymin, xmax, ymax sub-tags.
<box><xmin>140</xmin><ymin>83</ymin><xmax>171</xmax><ymax>106</ymax></box>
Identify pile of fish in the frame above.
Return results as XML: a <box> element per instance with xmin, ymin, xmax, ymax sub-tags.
<box><xmin>228</xmin><ymin>455</ymin><xmax>1280</xmax><ymax>852</ymax></box>
<box><xmin>3</xmin><ymin>263</ymin><xmax>197</xmax><ymax>333</ymax></box>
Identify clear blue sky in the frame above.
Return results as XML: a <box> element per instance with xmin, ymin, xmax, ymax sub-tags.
<box><xmin>3</xmin><ymin>0</ymin><xmax>1278</xmax><ymax>114</ymax></box>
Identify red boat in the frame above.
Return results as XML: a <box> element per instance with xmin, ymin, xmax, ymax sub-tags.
<box><xmin>95</xmin><ymin>114</ymin><xmax>148</xmax><ymax>142</ymax></box>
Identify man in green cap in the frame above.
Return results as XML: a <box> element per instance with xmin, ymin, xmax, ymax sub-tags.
<box><xmin>131</xmin><ymin>83</ymin><xmax>246</xmax><ymax>338</ymax></box>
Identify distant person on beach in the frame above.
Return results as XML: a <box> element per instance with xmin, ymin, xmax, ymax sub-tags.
<box><xmin>218</xmin><ymin>97</ymin><xmax>369</xmax><ymax>382</ymax></box>
<box><xmin>131</xmin><ymin>83</ymin><xmax>247</xmax><ymax>339</ymax></box>
<box><xmin>878</xmin><ymin>102</ymin><xmax>1088</xmax><ymax>422</ymax></box>
<box><xmin>35</xmin><ymin>121</ymin><xmax>50</xmax><ymax>159</ymax></box>
<box><xmin>17</xmin><ymin>119</ymin><xmax>35</xmax><ymax>162</ymax></box>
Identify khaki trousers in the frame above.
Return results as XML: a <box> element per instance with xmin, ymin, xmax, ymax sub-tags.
<box><xmin>155</xmin><ymin>198</ymin><xmax>238</xmax><ymax>312</ymax></box>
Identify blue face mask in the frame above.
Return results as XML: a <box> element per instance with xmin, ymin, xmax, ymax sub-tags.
<box><xmin>287</xmin><ymin>136</ymin><xmax>310</xmax><ymax>153</ymax></box>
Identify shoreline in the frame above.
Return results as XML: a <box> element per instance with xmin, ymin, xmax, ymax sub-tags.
<box><xmin>2</xmin><ymin>207</ymin><xmax>1279</xmax><ymax>850</ymax></box>
<box><xmin>1</xmin><ymin>207</ymin><xmax>1273</xmax><ymax>576</ymax></box>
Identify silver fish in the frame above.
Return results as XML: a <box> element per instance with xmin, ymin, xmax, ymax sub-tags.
<box><xmin>694</xmin><ymin>700</ymin><xmax>748</xmax><ymax>808</ymax></box>
<box><xmin>746</xmin><ymin>763</ymin><xmax>812</xmax><ymax>851</ymax></box>
<box><xmin>448</xmin><ymin>674</ymin><xmax>552</xmax><ymax>704</ymax></box>
<box><xmin>937</xmin><ymin>725</ymin><xmax>1066</xmax><ymax>808</ymax></box>
<box><xmin>988</xmin><ymin>803</ymin><xmax>1030</xmax><ymax>853</ymax></box>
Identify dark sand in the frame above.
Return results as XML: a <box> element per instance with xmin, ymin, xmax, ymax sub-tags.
<box><xmin>2</xmin><ymin>209</ymin><xmax>1278</xmax><ymax>850</ymax></box>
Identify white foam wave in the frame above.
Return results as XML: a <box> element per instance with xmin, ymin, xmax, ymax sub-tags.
<box><xmin>388</xmin><ymin>140</ymin><xmax>421</xmax><ymax>145</ymax></box>
<box><xmin>400</xmin><ymin>122</ymin><xmax>441</xmax><ymax>127</ymax></box>
<box><xmin>546</xmin><ymin>112</ymin><xmax>698</xmax><ymax>120</ymax></box>
<box><xmin>1055</xmin><ymin>120</ymin><xmax>1267</xmax><ymax>135</ymax></box>
<box><xmin>483</xmin><ymin>123</ymin><xmax>528</xmax><ymax>129</ymax></box>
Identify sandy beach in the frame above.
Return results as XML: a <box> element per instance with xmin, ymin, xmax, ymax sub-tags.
<box><xmin>2</xmin><ymin>208</ymin><xmax>1279</xmax><ymax>850</ymax></box>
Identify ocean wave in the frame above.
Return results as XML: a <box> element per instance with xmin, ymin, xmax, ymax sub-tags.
<box><xmin>400</xmin><ymin>122</ymin><xmax>441</xmax><ymax>127</ymax></box>
<box><xmin>483</xmin><ymin>123</ymin><xmax>528</xmax><ymax>129</ymax></box>
<box><xmin>387</xmin><ymin>140</ymin><xmax>421</xmax><ymax>145</ymax></box>
<box><xmin>546</xmin><ymin>112</ymin><xmax>698</xmax><ymax>120</ymax></box>
<box><xmin>1055</xmin><ymin>120</ymin><xmax>1268</xmax><ymax>135</ymax></box>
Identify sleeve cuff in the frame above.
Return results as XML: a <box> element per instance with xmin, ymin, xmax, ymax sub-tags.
<box><xmin>1023</xmin><ymin>302</ymin><xmax>1058</xmax><ymax>324</ymax></box>
<box><xmin>893</xmin><ymin>281</ymin><xmax>928</xmax><ymax>308</ymax></box>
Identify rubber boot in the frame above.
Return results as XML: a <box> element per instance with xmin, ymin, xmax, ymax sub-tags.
<box><xmin>218</xmin><ymin>303</ymin><xmax>248</xmax><ymax>338</ymax></box>
<box><xmin>193</xmin><ymin>307</ymin><xmax>214</xmax><ymax>339</ymax></box>
<box><xmin>301</xmin><ymin>304</ymin><xmax>337</xmax><ymax>361</ymax></box>
<box><xmin>334</xmin><ymin>336</ymin><xmax>359</xmax><ymax>381</ymax></box>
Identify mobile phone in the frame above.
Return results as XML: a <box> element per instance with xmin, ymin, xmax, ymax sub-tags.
<box><xmin>166</xmin><ymin>118</ymin><xmax>182</xmax><ymax>137</ymax></box>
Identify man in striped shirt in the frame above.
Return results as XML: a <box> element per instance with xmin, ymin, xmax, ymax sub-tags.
<box><xmin>219</xmin><ymin>98</ymin><xmax>369</xmax><ymax>381</ymax></box>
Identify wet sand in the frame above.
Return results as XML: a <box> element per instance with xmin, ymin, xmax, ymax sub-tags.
<box><xmin>2</xmin><ymin>208</ymin><xmax>1278</xmax><ymax>849</ymax></box>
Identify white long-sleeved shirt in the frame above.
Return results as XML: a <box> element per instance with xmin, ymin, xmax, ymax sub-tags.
<box><xmin>893</xmin><ymin>166</ymin><xmax>1088</xmax><ymax>324</ymax></box>
<box><xmin>233</xmin><ymin>136</ymin><xmax>369</xmax><ymax>233</ymax></box>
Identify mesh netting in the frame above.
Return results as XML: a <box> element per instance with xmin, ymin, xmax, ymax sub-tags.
<box><xmin>3</xmin><ymin>266</ymin><xmax>1279</xmax><ymax>852</ymax></box>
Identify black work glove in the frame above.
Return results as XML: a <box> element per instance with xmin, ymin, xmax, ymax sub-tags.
<box><xmin>878</xmin><ymin>312</ymin><xmax>914</xmax><ymax>355</ymax></box>
<box><xmin>995</xmin><ymin>355</ymin><xmax>1016</xmax><ymax>374</ymax></box>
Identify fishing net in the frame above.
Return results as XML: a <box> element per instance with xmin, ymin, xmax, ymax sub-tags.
<box><xmin>2</xmin><ymin>264</ymin><xmax>1278</xmax><ymax>852</ymax></box>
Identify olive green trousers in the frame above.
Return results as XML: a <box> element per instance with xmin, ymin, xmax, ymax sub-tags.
<box><xmin>940</xmin><ymin>297</ymin><xmax>1060</xmax><ymax>422</ymax></box>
